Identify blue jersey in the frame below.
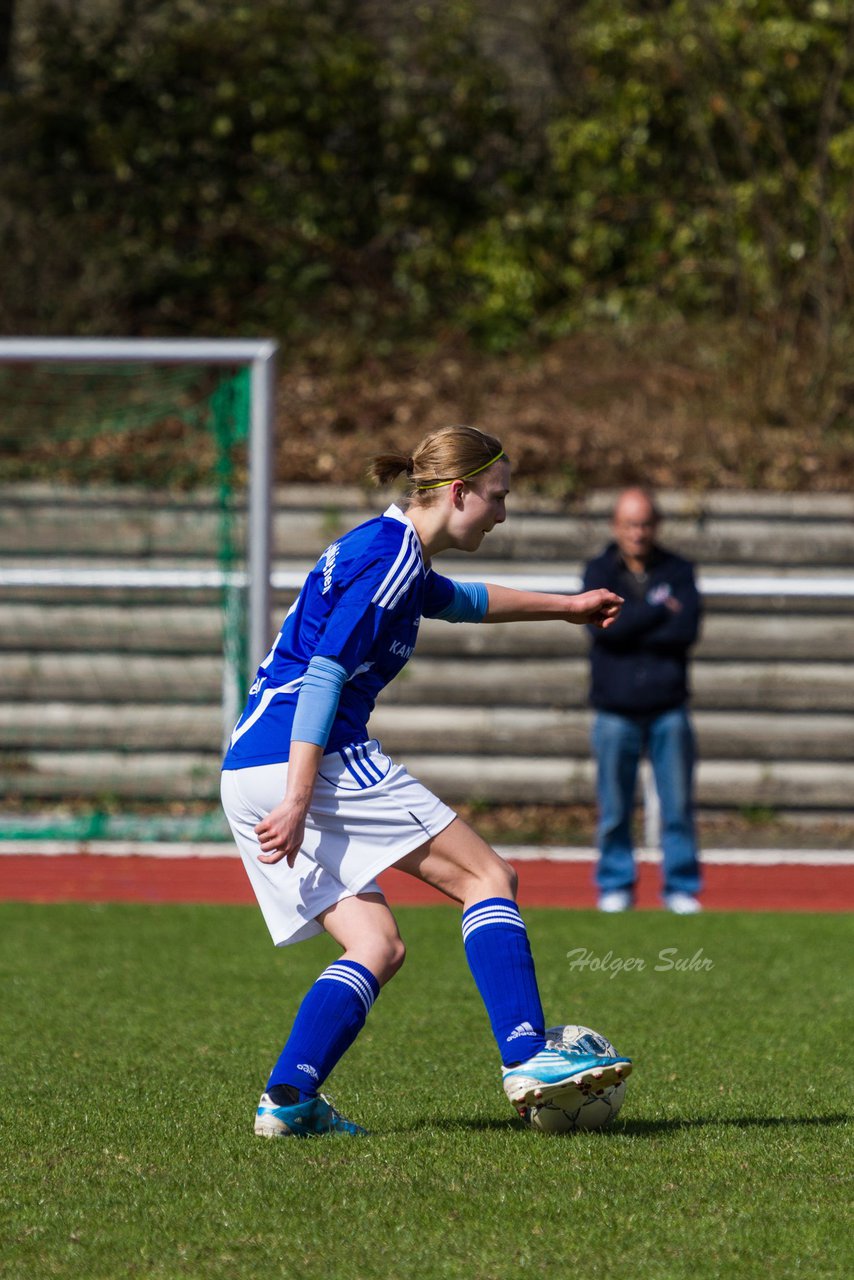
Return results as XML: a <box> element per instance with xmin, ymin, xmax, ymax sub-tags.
<box><xmin>222</xmin><ymin>505</ymin><xmax>458</xmax><ymax>769</ymax></box>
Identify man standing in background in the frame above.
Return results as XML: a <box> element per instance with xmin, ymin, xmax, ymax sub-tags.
<box><xmin>582</xmin><ymin>488</ymin><xmax>703</xmax><ymax>914</ymax></box>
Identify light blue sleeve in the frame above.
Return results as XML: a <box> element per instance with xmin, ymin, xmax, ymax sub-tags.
<box><xmin>432</xmin><ymin>580</ymin><xmax>489</xmax><ymax>624</ymax></box>
<box><xmin>290</xmin><ymin>656</ymin><xmax>348</xmax><ymax>748</ymax></box>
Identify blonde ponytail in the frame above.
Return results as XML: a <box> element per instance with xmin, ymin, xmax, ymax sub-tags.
<box><xmin>368</xmin><ymin>426</ymin><xmax>506</xmax><ymax>502</ymax></box>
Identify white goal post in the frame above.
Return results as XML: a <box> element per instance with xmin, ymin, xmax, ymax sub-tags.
<box><xmin>0</xmin><ymin>336</ymin><xmax>278</xmax><ymax>678</ymax></box>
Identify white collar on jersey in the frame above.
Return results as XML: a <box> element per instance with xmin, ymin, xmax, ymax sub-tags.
<box><xmin>383</xmin><ymin>503</ymin><xmax>429</xmax><ymax>569</ymax></box>
<box><xmin>383</xmin><ymin>502</ymin><xmax>410</xmax><ymax>525</ymax></box>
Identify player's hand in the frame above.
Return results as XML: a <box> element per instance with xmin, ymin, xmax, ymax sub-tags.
<box><xmin>255</xmin><ymin>798</ymin><xmax>308</xmax><ymax>867</ymax></box>
<box><xmin>566</xmin><ymin>588</ymin><xmax>624</xmax><ymax>628</ymax></box>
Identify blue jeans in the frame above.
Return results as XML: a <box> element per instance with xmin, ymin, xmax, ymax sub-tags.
<box><xmin>591</xmin><ymin>707</ymin><xmax>701</xmax><ymax>898</ymax></box>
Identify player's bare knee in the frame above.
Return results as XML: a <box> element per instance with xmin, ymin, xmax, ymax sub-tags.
<box><xmin>469</xmin><ymin>850</ymin><xmax>517</xmax><ymax>902</ymax></box>
<box><xmin>489</xmin><ymin>853</ymin><xmax>517</xmax><ymax>900</ymax></box>
<box><xmin>389</xmin><ymin>934</ymin><xmax>406</xmax><ymax>975</ymax></box>
<box><xmin>377</xmin><ymin>934</ymin><xmax>406</xmax><ymax>984</ymax></box>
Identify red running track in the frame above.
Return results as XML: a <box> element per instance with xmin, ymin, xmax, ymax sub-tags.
<box><xmin>1</xmin><ymin>854</ymin><xmax>852</xmax><ymax>911</ymax></box>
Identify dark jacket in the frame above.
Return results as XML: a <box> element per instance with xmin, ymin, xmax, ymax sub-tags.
<box><xmin>582</xmin><ymin>543</ymin><xmax>702</xmax><ymax>715</ymax></box>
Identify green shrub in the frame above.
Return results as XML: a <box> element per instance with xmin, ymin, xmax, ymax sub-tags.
<box><xmin>1</xmin><ymin>0</ymin><xmax>852</xmax><ymax>404</ymax></box>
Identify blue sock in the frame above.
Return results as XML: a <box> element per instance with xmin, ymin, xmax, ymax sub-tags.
<box><xmin>462</xmin><ymin>897</ymin><xmax>546</xmax><ymax>1066</ymax></box>
<box><xmin>266</xmin><ymin>960</ymin><xmax>380</xmax><ymax>1099</ymax></box>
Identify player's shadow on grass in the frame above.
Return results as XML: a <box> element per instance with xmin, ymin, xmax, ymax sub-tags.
<box><xmin>397</xmin><ymin>1113</ymin><xmax>849</xmax><ymax>1136</ymax></box>
<box><xmin>612</xmin><ymin>1113</ymin><xmax>849</xmax><ymax>1136</ymax></box>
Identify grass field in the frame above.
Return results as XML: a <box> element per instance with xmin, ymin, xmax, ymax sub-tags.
<box><xmin>1</xmin><ymin>902</ymin><xmax>851</xmax><ymax>1280</ymax></box>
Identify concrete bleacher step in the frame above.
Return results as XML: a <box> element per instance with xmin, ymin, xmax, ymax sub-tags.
<box><xmin>4</xmin><ymin>484</ymin><xmax>854</xmax><ymax>567</ymax></box>
<box><xmin>5</xmin><ymin>750</ymin><xmax>854</xmax><ymax>810</ymax></box>
<box><xmin>3</xmin><ymin>602</ymin><xmax>854</xmax><ymax>659</ymax></box>
<box><xmin>4</xmin><ymin>652</ymin><xmax>854</xmax><ymax>712</ymax></box>
<box><xmin>3</xmin><ymin>704</ymin><xmax>853</xmax><ymax>762</ymax></box>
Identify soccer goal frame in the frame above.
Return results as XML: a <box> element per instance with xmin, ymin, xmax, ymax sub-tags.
<box><xmin>0</xmin><ymin>336</ymin><xmax>278</xmax><ymax>681</ymax></box>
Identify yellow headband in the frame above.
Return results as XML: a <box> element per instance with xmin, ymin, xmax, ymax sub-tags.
<box><xmin>416</xmin><ymin>451</ymin><xmax>506</xmax><ymax>491</ymax></box>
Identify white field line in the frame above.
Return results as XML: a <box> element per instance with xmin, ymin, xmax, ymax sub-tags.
<box><xmin>0</xmin><ymin>842</ymin><xmax>852</xmax><ymax>866</ymax></box>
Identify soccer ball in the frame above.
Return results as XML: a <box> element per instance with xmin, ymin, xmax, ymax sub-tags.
<box><xmin>524</xmin><ymin>1024</ymin><xmax>628</xmax><ymax>1134</ymax></box>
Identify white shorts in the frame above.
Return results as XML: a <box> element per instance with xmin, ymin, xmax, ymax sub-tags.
<box><xmin>220</xmin><ymin>740</ymin><xmax>456</xmax><ymax>947</ymax></box>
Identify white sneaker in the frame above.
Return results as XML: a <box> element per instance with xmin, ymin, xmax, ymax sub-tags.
<box><xmin>254</xmin><ymin>1092</ymin><xmax>368</xmax><ymax>1137</ymax></box>
<box><xmin>664</xmin><ymin>892</ymin><xmax>702</xmax><ymax>915</ymax></box>
<box><xmin>502</xmin><ymin>1046</ymin><xmax>632</xmax><ymax>1109</ymax></box>
<box><xmin>598</xmin><ymin>890</ymin><xmax>633</xmax><ymax>913</ymax></box>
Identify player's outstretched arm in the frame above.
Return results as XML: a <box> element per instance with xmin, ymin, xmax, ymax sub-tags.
<box><xmin>482</xmin><ymin>583</ymin><xmax>623</xmax><ymax>629</ymax></box>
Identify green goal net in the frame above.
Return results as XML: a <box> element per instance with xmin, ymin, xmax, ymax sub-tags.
<box><xmin>0</xmin><ymin>341</ymin><xmax>275</xmax><ymax>843</ymax></box>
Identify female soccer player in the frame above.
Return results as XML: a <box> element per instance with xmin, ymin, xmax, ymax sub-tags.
<box><xmin>221</xmin><ymin>425</ymin><xmax>632</xmax><ymax>1137</ymax></box>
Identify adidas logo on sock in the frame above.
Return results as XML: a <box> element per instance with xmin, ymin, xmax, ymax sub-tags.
<box><xmin>506</xmin><ymin>1022</ymin><xmax>536</xmax><ymax>1044</ymax></box>
<box><xmin>297</xmin><ymin>1063</ymin><xmax>319</xmax><ymax>1080</ymax></box>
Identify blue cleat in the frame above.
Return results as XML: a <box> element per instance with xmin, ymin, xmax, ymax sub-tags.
<box><xmin>502</xmin><ymin>1047</ymin><xmax>632</xmax><ymax>1110</ymax></box>
<box><xmin>254</xmin><ymin>1092</ymin><xmax>368</xmax><ymax>1138</ymax></box>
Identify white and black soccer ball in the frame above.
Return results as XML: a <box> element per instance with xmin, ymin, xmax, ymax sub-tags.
<box><xmin>524</xmin><ymin>1024</ymin><xmax>628</xmax><ymax>1134</ymax></box>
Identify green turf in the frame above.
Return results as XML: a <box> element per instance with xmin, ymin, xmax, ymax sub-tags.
<box><xmin>1</xmin><ymin>903</ymin><xmax>851</xmax><ymax>1279</ymax></box>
